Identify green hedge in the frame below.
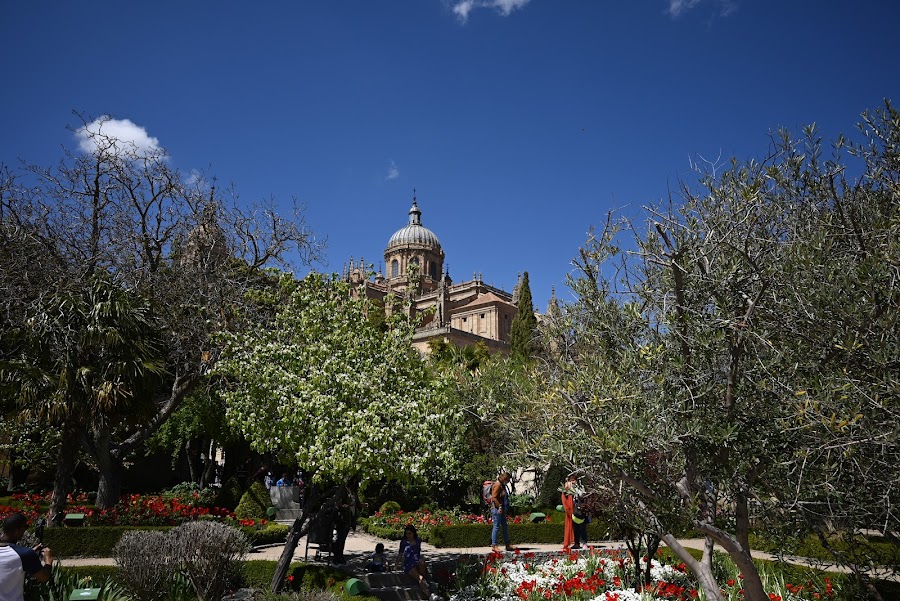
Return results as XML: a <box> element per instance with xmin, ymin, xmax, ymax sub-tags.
<box><xmin>245</xmin><ymin>523</ymin><xmax>289</xmax><ymax>546</ymax></box>
<box><xmin>361</xmin><ymin>515</ymin><xmax>616</xmax><ymax>547</ymax></box>
<box><xmin>44</xmin><ymin>523</ymin><xmax>288</xmax><ymax>557</ymax></box>
<box><xmin>748</xmin><ymin>532</ymin><xmax>900</xmax><ymax>566</ymax></box>
<box><xmin>241</xmin><ymin>561</ymin><xmax>379</xmax><ymax>601</ymax></box>
<box><xmin>429</xmin><ymin>521</ymin><xmax>611</xmax><ymax>548</ymax></box>
<box><xmin>45</xmin><ymin>526</ymin><xmax>170</xmax><ymax>557</ymax></box>
<box><xmin>57</xmin><ymin>565</ymin><xmax>121</xmax><ymax>584</ymax></box>
<box><xmin>52</xmin><ymin>562</ymin><xmax>381</xmax><ymax>600</ymax></box>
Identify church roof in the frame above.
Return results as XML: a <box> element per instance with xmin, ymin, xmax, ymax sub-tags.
<box><xmin>386</xmin><ymin>199</ymin><xmax>442</xmax><ymax>250</ymax></box>
<box><xmin>459</xmin><ymin>291</ymin><xmax>516</xmax><ymax>310</ymax></box>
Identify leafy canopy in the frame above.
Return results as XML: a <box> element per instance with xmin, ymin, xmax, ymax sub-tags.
<box><xmin>215</xmin><ymin>272</ymin><xmax>461</xmax><ymax>484</ymax></box>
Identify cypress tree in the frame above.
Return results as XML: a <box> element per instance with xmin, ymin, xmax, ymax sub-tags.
<box><xmin>509</xmin><ymin>271</ymin><xmax>538</xmax><ymax>361</ymax></box>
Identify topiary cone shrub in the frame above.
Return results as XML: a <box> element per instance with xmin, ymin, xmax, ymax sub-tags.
<box><xmin>378</xmin><ymin>500</ymin><xmax>402</xmax><ymax>514</ymax></box>
<box><xmin>234</xmin><ymin>480</ymin><xmax>271</xmax><ymax>520</ymax></box>
<box><xmin>536</xmin><ymin>463</ymin><xmax>568</xmax><ymax>508</ymax></box>
<box><xmin>215</xmin><ymin>476</ymin><xmax>244</xmax><ymax>511</ymax></box>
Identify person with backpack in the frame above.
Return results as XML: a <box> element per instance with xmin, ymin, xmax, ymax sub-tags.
<box><xmin>489</xmin><ymin>472</ymin><xmax>516</xmax><ymax>552</ymax></box>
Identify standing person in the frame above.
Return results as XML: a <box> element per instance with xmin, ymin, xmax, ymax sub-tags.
<box><xmin>572</xmin><ymin>502</ymin><xmax>589</xmax><ymax>549</ymax></box>
<box><xmin>0</xmin><ymin>513</ymin><xmax>54</xmax><ymax>601</ymax></box>
<box><xmin>396</xmin><ymin>524</ymin><xmax>430</xmax><ymax>596</ymax></box>
<box><xmin>490</xmin><ymin>472</ymin><xmax>516</xmax><ymax>552</ymax></box>
<box><xmin>561</xmin><ymin>473</ymin><xmax>578</xmax><ymax>551</ymax></box>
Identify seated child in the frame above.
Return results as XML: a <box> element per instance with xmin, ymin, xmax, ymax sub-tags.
<box><xmin>367</xmin><ymin>542</ymin><xmax>388</xmax><ymax>572</ymax></box>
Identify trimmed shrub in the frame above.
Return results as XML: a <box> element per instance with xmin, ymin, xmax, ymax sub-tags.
<box><xmin>536</xmin><ymin>462</ymin><xmax>568</xmax><ymax>508</ymax></box>
<box><xmin>40</xmin><ymin>522</ymin><xmax>284</xmax><ymax>558</ymax></box>
<box><xmin>236</xmin><ymin>480</ymin><xmax>272</xmax><ymax>520</ymax></box>
<box><xmin>216</xmin><ymin>476</ymin><xmax>245</xmax><ymax>511</ymax></box>
<box><xmin>113</xmin><ymin>522</ymin><xmax>249</xmax><ymax>601</ymax></box>
<box><xmin>45</xmin><ymin>525</ymin><xmax>171</xmax><ymax>557</ymax></box>
<box><xmin>378</xmin><ymin>501</ymin><xmax>401</xmax><ymax>514</ymax></box>
<box><xmin>428</xmin><ymin>521</ymin><xmax>611</xmax><ymax>548</ymax></box>
<box><xmin>172</xmin><ymin>521</ymin><xmax>250</xmax><ymax>601</ymax></box>
<box><xmin>114</xmin><ymin>530</ymin><xmax>176</xmax><ymax>600</ymax></box>
<box><xmin>245</xmin><ymin>523</ymin><xmax>289</xmax><ymax>546</ymax></box>
<box><xmin>240</xmin><ymin>561</ymin><xmax>380</xmax><ymax>601</ymax></box>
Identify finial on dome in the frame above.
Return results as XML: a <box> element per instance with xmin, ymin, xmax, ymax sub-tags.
<box><xmin>408</xmin><ymin>194</ymin><xmax>422</xmax><ymax>226</ymax></box>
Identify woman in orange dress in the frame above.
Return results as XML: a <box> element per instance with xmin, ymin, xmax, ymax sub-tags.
<box><xmin>561</xmin><ymin>473</ymin><xmax>577</xmax><ymax>551</ymax></box>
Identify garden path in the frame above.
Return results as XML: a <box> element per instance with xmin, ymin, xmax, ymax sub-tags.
<box><xmin>57</xmin><ymin>530</ymin><xmax>898</xmax><ymax>582</ymax></box>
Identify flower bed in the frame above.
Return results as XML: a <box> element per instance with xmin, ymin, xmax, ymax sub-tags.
<box><xmin>0</xmin><ymin>491</ymin><xmax>286</xmax><ymax>556</ymax></box>
<box><xmin>450</xmin><ymin>548</ymin><xmax>839</xmax><ymax>601</ymax></box>
<box><xmin>365</xmin><ymin>508</ymin><xmax>556</xmax><ymax>540</ymax></box>
<box><xmin>0</xmin><ymin>491</ymin><xmax>234</xmax><ymax>526</ymax></box>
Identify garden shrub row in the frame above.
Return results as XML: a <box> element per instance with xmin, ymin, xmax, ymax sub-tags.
<box><xmin>428</xmin><ymin>521</ymin><xmax>612</xmax><ymax>548</ymax></box>
<box><xmin>748</xmin><ymin>531</ymin><xmax>900</xmax><ymax>565</ymax></box>
<box><xmin>43</xmin><ymin>523</ymin><xmax>289</xmax><ymax>557</ymax></box>
<box><xmin>50</xmin><ymin>561</ymin><xmax>381</xmax><ymax>600</ymax></box>
<box><xmin>241</xmin><ymin>560</ymin><xmax>380</xmax><ymax>601</ymax></box>
<box><xmin>45</xmin><ymin>526</ymin><xmax>168</xmax><ymax>557</ymax></box>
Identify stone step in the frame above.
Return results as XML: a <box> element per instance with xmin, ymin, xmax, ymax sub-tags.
<box><xmin>367</xmin><ymin>585</ymin><xmax>433</xmax><ymax>601</ymax></box>
<box><xmin>363</xmin><ymin>572</ymin><xmax>415</xmax><ymax>588</ymax></box>
<box><xmin>275</xmin><ymin>508</ymin><xmax>303</xmax><ymax>520</ymax></box>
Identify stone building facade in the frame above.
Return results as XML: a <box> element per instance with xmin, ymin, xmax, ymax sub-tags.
<box><xmin>344</xmin><ymin>197</ymin><xmax>521</xmax><ymax>354</ymax></box>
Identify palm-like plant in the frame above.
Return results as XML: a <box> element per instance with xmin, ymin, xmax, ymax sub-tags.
<box><xmin>4</xmin><ymin>275</ymin><xmax>165</xmax><ymax>519</ymax></box>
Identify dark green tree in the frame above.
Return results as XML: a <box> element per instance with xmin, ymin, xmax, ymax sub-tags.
<box><xmin>4</xmin><ymin>276</ymin><xmax>165</xmax><ymax>518</ymax></box>
<box><xmin>509</xmin><ymin>271</ymin><xmax>538</xmax><ymax>361</ymax></box>
<box><xmin>0</xmin><ymin>115</ymin><xmax>320</xmax><ymax>512</ymax></box>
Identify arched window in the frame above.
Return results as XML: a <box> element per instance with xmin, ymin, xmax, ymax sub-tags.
<box><xmin>391</xmin><ymin>259</ymin><xmax>399</xmax><ymax>278</ymax></box>
<box><xmin>429</xmin><ymin>262</ymin><xmax>438</xmax><ymax>280</ymax></box>
<box><xmin>410</xmin><ymin>257</ymin><xmax>419</xmax><ymax>266</ymax></box>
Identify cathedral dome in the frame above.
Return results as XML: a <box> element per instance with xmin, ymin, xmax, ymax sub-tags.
<box><xmin>386</xmin><ymin>200</ymin><xmax>441</xmax><ymax>250</ymax></box>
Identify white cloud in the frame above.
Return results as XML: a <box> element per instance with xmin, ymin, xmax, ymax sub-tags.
<box><xmin>667</xmin><ymin>0</ymin><xmax>701</xmax><ymax>17</ymax></box>
<box><xmin>75</xmin><ymin>116</ymin><xmax>163</xmax><ymax>157</ymax></box>
<box><xmin>452</xmin><ymin>0</ymin><xmax>531</xmax><ymax>23</ymax></box>
<box><xmin>385</xmin><ymin>160</ymin><xmax>400</xmax><ymax>181</ymax></box>
<box><xmin>667</xmin><ymin>0</ymin><xmax>737</xmax><ymax>18</ymax></box>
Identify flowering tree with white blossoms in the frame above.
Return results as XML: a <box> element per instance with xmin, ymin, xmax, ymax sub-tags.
<box><xmin>215</xmin><ymin>271</ymin><xmax>462</xmax><ymax>591</ymax></box>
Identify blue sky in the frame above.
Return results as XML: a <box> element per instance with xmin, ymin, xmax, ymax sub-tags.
<box><xmin>3</xmin><ymin>1</ymin><xmax>899</xmax><ymax>309</ymax></box>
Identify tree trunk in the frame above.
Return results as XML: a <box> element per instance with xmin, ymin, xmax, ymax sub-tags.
<box><xmin>6</xmin><ymin>450</ymin><xmax>29</xmax><ymax>492</ymax></box>
<box><xmin>271</xmin><ymin>486</ymin><xmax>325</xmax><ymax>592</ymax></box>
<box><xmin>50</xmin><ymin>428</ymin><xmax>79</xmax><ymax>525</ymax></box>
<box><xmin>660</xmin><ymin>533</ymin><xmax>723</xmax><ymax>601</ymax></box>
<box><xmin>623</xmin><ymin>530</ymin><xmax>644</xmax><ymax>589</ymax></box>
<box><xmin>186</xmin><ymin>438</ymin><xmax>200</xmax><ymax>483</ymax></box>
<box><xmin>735</xmin><ymin>488</ymin><xmax>751</xmax><ymax>552</ymax></box>
<box><xmin>96</xmin><ymin>460</ymin><xmax>122</xmax><ymax>510</ymax></box>
<box><xmin>93</xmin><ymin>426</ymin><xmax>123</xmax><ymax>510</ymax></box>
<box><xmin>695</xmin><ymin>521</ymin><xmax>770</xmax><ymax>601</ymax></box>
<box><xmin>701</xmin><ymin>536</ymin><xmax>714</xmax><ymax>573</ymax></box>
<box><xmin>200</xmin><ymin>439</ymin><xmax>217</xmax><ymax>487</ymax></box>
<box><xmin>644</xmin><ymin>534</ymin><xmax>661</xmax><ymax>585</ymax></box>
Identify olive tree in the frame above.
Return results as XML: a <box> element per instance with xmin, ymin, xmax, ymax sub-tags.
<box><xmin>510</xmin><ymin>104</ymin><xmax>899</xmax><ymax>601</ymax></box>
